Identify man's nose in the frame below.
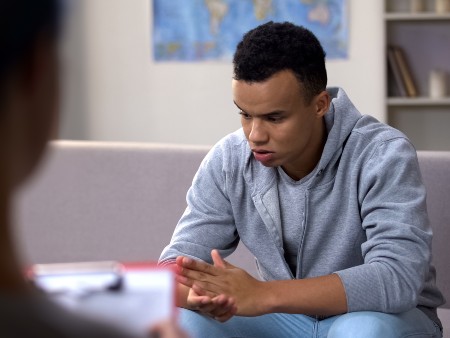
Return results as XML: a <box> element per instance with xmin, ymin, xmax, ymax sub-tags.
<box><xmin>248</xmin><ymin>120</ymin><xmax>268</xmax><ymax>144</ymax></box>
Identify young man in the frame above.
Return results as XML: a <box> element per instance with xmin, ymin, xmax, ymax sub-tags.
<box><xmin>0</xmin><ymin>1</ymin><xmax>186</xmax><ymax>337</ymax></box>
<box><xmin>159</xmin><ymin>22</ymin><xmax>445</xmax><ymax>337</ymax></box>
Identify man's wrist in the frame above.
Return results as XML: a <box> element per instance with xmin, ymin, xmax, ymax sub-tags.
<box><xmin>253</xmin><ymin>280</ymin><xmax>277</xmax><ymax>315</ymax></box>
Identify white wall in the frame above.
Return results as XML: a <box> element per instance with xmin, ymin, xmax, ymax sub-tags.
<box><xmin>327</xmin><ymin>1</ymin><xmax>385</xmax><ymax>121</ymax></box>
<box><xmin>59</xmin><ymin>0</ymin><xmax>385</xmax><ymax>146</ymax></box>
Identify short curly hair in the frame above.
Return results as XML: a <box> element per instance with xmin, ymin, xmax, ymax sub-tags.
<box><xmin>233</xmin><ymin>21</ymin><xmax>327</xmax><ymax>104</ymax></box>
<box><xmin>0</xmin><ymin>0</ymin><xmax>60</xmax><ymax>87</ymax></box>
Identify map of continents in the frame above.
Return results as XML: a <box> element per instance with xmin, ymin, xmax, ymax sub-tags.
<box><xmin>153</xmin><ymin>0</ymin><xmax>348</xmax><ymax>61</ymax></box>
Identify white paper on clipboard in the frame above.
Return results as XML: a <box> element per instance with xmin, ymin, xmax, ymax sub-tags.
<box><xmin>30</xmin><ymin>261</ymin><xmax>176</xmax><ymax>336</ymax></box>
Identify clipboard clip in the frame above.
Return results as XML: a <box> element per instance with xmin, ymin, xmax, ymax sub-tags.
<box><xmin>29</xmin><ymin>261</ymin><xmax>124</xmax><ymax>297</ymax></box>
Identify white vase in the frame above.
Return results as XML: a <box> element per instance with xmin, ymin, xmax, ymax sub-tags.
<box><xmin>429</xmin><ymin>69</ymin><xmax>447</xmax><ymax>98</ymax></box>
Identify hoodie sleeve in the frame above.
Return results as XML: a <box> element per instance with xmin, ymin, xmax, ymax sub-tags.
<box><xmin>335</xmin><ymin>138</ymin><xmax>432</xmax><ymax>313</ymax></box>
<box><xmin>158</xmin><ymin>140</ymin><xmax>239</xmax><ymax>266</ymax></box>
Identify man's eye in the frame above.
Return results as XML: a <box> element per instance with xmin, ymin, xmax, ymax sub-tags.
<box><xmin>239</xmin><ymin>111</ymin><xmax>251</xmax><ymax>120</ymax></box>
<box><xmin>267</xmin><ymin>116</ymin><xmax>283</xmax><ymax>123</ymax></box>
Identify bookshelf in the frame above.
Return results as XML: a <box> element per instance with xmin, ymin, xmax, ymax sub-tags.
<box><xmin>385</xmin><ymin>0</ymin><xmax>450</xmax><ymax>150</ymax></box>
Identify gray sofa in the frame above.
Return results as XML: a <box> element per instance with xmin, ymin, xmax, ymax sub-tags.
<box><xmin>15</xmin><ymin>140</ymin><xmax>449</xmax><ymax>336</ymax></box>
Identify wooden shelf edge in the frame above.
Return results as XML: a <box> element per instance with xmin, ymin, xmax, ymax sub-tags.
<box><xmin>385</xmin><ymin>12</ymin><xmax>450</xmax><ymax>21</ymax></box>
<box><xmin>387</xmin><ymin>97</ymin><xmax>450</xmax><ymax>106</ymax></box>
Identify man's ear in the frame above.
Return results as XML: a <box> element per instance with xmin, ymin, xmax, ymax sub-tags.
<box><xmin>315</xmin><ymin>90</ymin><xmax>330</xmax><ymax>118</ymax></box>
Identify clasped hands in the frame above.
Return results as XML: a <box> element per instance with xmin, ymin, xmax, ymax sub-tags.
<box><xmin>175</xmin><ymin>250</ymin><xmax>264</xmax><ymax>322</ymax></box>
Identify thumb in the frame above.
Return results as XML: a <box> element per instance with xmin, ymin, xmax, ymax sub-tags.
<box><xmin>211</xmin><ymin>249</ymin><xmax>234</xmax><ymax>269</ymax></box>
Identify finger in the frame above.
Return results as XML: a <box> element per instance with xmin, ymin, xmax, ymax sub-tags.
<box><xmin>178</xmin><ymin>256</ymin><xmax>220</xmax><ymax>276</ymax></box>
<box><xmin>175</xmin><ymin>255</ymin><xmax>190</xmax><ymax>270</ymax></box>
<box><xmin>211</xmin><ymin>249</ymin><xmax>235</xmax><ymax>269</ymax></box>
<box><xmin>195</xmin><ymin>298</ymin><xmax>222</xmax><ymax>314</ymax></box>
<box><xmin>177</xmin><ymin>266</ymin><xmax>215</xmax><ymax>285</ymax></box>
<box><xmin>210</xmin><ymin>296</ymin><xmax>237</xmax><ymax>322</ymax></box>
<box><xmin>175</xmin><ymin>256</ymin><xmax>184</xmax><ymax>266</ymax></box>
<box><xmin>211</xmin><ymin>294</ymin><xmax>235</xmax><ymax>308</ymax></box>
<box><xmin>196</xmin><ymin>296</ymin><xmax>229</xmax><ymax>318</ymax></box>
<box><xmin>187</xmin><ymin>294</ymin><xmax>211</xmax><ymax>309</ymax></box>
<box><xmin>192</xmin><ymin>283</ymin><xmax>218</xmax><ymax>298</ymax></box>
<box><xmin>175</xmin><ymin>274</ymin><xmax>193</xmax><ymax>288</ymax></box>
<box><xmin>177</xmin><ymin>269</ymin><xmax>224</xmax><ymax>296</ymax></box>
<box><xmin>211</xmin><ymin>249</ymin><xmax>226</xmax><ymax>268</ymax></box>
<box><xmin>210</xmin><ymin>294</ymin><xmax>231</xmax><ymax>312</ymax></box>
<box><xmin>191</xmin><ymin>279</ymin><xmax>226</xmax><ymax>296</ymax></box>
<box><xmin>213</xmin><ymin>305</ymin><xmax>237</xmax><ymax>323</ymax></box>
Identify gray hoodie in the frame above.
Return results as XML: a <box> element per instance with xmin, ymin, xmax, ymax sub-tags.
<box><xmin>159</xmin><ymin>87</ymin><xmax>445</xmax><ymax>327</ymax></box>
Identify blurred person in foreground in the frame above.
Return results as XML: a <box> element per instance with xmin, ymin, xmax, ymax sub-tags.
<box><xmin>0</xmin><ymin>1</ymin><xmax>186</xmax><ymax>337</ymax></box>
<box><xmin>160</xmin><ymin>22</ymin><xmax>445</xmax><ymax>338</ymax></box>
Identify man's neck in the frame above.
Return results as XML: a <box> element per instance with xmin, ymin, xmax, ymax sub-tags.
<box><xmin>282</xmin><ymin>118</ymin><xmax>327</xmax><ymax>181</ymax></box>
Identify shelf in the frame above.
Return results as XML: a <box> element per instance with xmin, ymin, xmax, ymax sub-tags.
<box><xmin>385</xmin><ymin>1</ymin><xmax>450</xmax><ymax>150</ymax></box>
<box><xmin>385</xmin><ymin>12</ymin><xmax>450</xmax><ymax>21</ymax></box>
<box><xmin>387</xmin><ymin>97</ymin><xmax>450</xmax><ymax>106</ymax></box>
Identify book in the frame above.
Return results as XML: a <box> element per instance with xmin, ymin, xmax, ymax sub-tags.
<box><xmin>392</xmin><ymin>45</ymin><xmax>418</xmax><ymax>97</ymax></box>
<box><xmin>387</xmin><ymin>46</ymin><xmax>407</xmax><ymax>97</ymax></box>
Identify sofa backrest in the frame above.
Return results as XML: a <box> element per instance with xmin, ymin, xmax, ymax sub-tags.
<box><xmin>14</xmin><ymin>142</ymin><xmax>450</xmax><ymax>308</ymax></box>
<box><xmin>15</xmin><ymin>141</ymin><xmax>210</xmax><ymax>264</ymax></box>
<box><xmin>14</xmin><ymin>140</ymin><xmax>259</xmax><ymax>276</ymax></box>
<box><xmin>417</xmin><ymin>151</ymin><xmax>450</xmax><ymax>309</ymax></box>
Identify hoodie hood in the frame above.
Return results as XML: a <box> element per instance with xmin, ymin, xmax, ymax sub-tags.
<box><xmin>317</xmin><ymin>87</ymin><xmax>362</xmax><ymax>175</ymax></box>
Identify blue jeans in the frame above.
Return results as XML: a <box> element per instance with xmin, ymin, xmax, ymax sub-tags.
<box><xmin>178</xmin><ymin>308</ymin><xmax>442</xmax><ymax>338</ymax></box>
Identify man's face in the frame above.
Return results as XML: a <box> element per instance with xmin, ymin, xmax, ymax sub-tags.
<box><xmin>232</xmin><ymin>70</ymin><xmax>328</xmax><ymax>180</ymax></box>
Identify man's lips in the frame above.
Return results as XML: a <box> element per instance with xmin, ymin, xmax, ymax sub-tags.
<box><xmin>252</xmin><ymin>149</ymin><xmax>274</xmax><ymax>163</ymax></box>
<box><xmin>252</xmin><ymin>148</ymin><xmax>273</xmax><ymax>154</ymax></box>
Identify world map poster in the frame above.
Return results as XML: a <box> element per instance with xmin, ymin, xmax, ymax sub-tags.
<box><xmin>153</xmin><ymin>0</ymin><xmax>348</xmax><ymax>62</ymax></box>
